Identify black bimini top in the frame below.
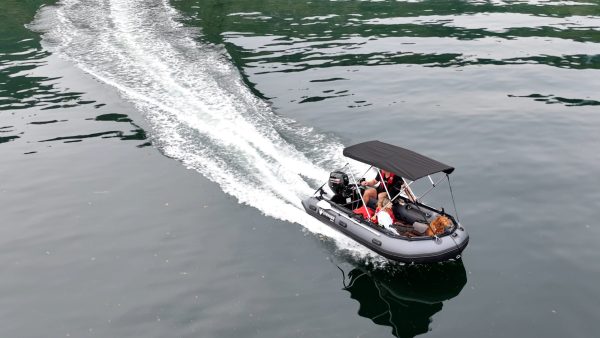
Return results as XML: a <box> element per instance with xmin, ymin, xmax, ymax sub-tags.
<box><xmin>343</xmin><ymin>140</ymin><xmax>454</xmax><ymax>181</ymax></box>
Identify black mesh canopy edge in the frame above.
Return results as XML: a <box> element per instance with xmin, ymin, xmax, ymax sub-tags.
<box><xmin>342</xmin><ymin>140</ymin><xmax>454</xmax><ymax>181</ymax></box>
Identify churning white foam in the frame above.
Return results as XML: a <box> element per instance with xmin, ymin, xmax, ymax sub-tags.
<box><xmin>30</xmin><ymin>0</ymin><xmax>384</xmax><ymax>262</ymax></box>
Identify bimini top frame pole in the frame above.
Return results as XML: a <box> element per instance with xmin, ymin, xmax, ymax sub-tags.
<box><xmin>349</xmin><ymin>166</ymin><xmax>373</xmax><ymax>219</ymax></box>
<box><xmin>374</xmin><ymin>168</ymin><xmax>419</xmax><ymax>210</ymax></box>
<box><xmin>376</xmin><ymin>168</ymin><xmax>392</xmax><ymax>201</ymax></box>
<box><xmin>417</xmin><ymin>174</ymin><xmax>446</xmax><ymax>202</ymax></box>
<box><xmin>377</xmin><ymin>168</ymin><xmax>410</xmax><ymax>208</ymax></box>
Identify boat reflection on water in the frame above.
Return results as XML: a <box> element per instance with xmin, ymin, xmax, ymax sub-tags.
<box><xmin>341</xmin><ymin>261</ymin><xmax>467</xmax><ymax>338</ymax></box>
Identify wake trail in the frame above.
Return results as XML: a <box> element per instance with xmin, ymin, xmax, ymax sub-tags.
<box><xmin>29</xmin><ymin>0</ymin><xmax>384</xmax><ymax>263</ymax></box>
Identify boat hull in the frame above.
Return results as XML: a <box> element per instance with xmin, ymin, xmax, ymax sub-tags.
<box><xmin>302</xmin><ymin>197</ymin><xmax>469</xmax><ymax>264</ymax></box>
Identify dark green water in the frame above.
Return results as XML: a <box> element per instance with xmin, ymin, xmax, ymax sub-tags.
<box><xmin>2</xmin><ymin>0</ymin><xmax>600</xmax><ymax>337</ymax></box>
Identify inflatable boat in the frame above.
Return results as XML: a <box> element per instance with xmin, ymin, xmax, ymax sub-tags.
<box><xmin>302</xmin><ymin>140</ymin><xmax>469</xmax><ymax>264</ymax></box>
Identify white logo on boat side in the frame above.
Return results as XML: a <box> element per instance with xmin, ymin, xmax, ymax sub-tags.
<box><xmin>318</xmin><ymin>208</ymin><xmax>336</xmax><ymax>222</ymax></box>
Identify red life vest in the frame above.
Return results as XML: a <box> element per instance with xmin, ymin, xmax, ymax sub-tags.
<box><xmin>380</xmin><ymin>170</ymin><xmax>395</xmax><ymax>185</ymax></box>
<box><xmin>353</xmin><ymin>205</ymin><xmax>374</xmax><ymax>219</ymax></box>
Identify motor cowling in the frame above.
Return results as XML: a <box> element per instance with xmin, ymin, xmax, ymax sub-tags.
<box><xmin>328</xmin><ymin>170</ymin><xmax>349</xmax><ymax>196</ymax></box>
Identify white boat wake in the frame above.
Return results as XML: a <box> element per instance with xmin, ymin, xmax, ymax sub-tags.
<box><xmin>30</xmin><ymin>0</ymin><xmax>385</xmax><ymax>263</ymax></box>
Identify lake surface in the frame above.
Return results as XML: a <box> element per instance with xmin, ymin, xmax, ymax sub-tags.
<box><xmin>2</xmin><ymin>0</ymin><xmax>600</xmax><ymax>337</ymax></box>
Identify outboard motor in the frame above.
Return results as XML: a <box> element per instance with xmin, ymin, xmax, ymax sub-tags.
<box><xmin>328</xmin><ymin>170</ymin><xmax>349</xmax><ymax>196</ymax></box>
<box><xmin>328</xmin><ymin>170</ymin><xmax>361</xmax><ymax>208</ymax></box>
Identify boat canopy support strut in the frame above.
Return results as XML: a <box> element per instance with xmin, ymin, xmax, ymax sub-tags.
<box><xmin>447</xmin><ymin>174</ymin><xmax>461</xmax><ymax>224</ymax></box>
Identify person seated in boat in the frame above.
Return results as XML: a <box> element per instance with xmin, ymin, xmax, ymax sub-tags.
<box><xmin>352</xmin><ymin>196</ymin><xmax>396</xmax><ymax>227</ymax></box>
<box><xmin>370</xmin><ymin>196</ymin><xmax>396</xmax><ymax>225</ymax></box>
<box><xmin>360</xmin><ymin>169</ymin><xmax>404</xmax><ymax>208</ymax></box>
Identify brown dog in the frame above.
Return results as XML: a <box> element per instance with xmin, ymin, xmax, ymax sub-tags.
<box><xmin>426</xmin><ymin>215</ymin><xmax>452</xmax><ymax>237</ymax></box>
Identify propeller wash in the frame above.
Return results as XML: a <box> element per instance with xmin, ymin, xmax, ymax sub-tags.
<box><xmin>29</xmin><ymin>0</ymin><xmax>386</xmax><ymax>262</ymax></box>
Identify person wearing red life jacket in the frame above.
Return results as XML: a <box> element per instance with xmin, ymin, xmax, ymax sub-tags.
<box><xmin>360</xmin><ymin>169</ymin><xmax>404</xmax><ymax>208</ymax></box>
